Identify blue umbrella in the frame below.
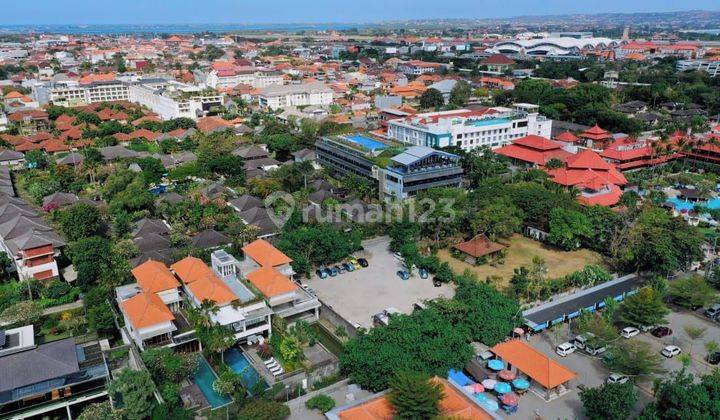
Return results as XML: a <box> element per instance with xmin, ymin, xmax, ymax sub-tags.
<box><xmin>473</xmin><ymin>392</ymin><xmax>488</xmax><ymax>403</ymax></box>
<box><xmin>512</xmin><ymin>378</ymin><xmax>530</xmax><ymax>390</ymax></box>
<box><xmin>482</xmin><ymin>399</ymin><xmax>499</xmax><ymax>412</ymax></box>
<box><xmin>487</xmin><ymin>359</ymin><xmax>505</xmax><ymax>371</ymax></box>
<box><xmin>495</xmin><ymin>382</ymin><xmax>512</xmax><ymax>394</ymax></box>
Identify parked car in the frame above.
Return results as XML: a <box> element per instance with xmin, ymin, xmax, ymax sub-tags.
<box><xmin>661</xmin><ymin>345</ymin><xmax>682</xmax><ymax>358</ymax></box>
<box><xmin>328</xmin><ymin>267</ymin><xmax>339</xmax><ymax>277</ymax></box>
<box><xmin>556</xmin><ymin>342</ymin><xmax>577</xmax><ymax>357</ymax></box>
<box><xmin>396</xmin><ymin>270</ymin><xmax>410</xmax><ymax>280</ymax></box>
<box><xmin>707</xmin><ymin>352</ymin><xmax>720</xmax><ymax>365</ymax></box>
<box><xmin>651</xmin><ymin>326</ymin><xmax>673</xmax><ymax>338</ymax></box>
<box><xmin>342</xmin><ymin>262</ymin><xmax>355</xmax><ymax>272</ymax></box>
<box><xmin>607</xmin><ymin>373</ymin><xmax>629</xmax><ymax>384</ymax></box>
<box><xmin>357</xmin><ymin>258</ymin><xmax>369</xmax><ymax>267</ymax></box>
<box><xmin>393</xmin><ymin>252</ymin><xmax>404</xmax><ymax>261</ymax></box>
<box><xmin>335</xmin><ymin>264</ymin><xmax>345</xmax><ymax>274</ymax></box>
<box><xmin>620</xmin><ymin>327</ymin><xmax>640</xmax><ymax>339</ymax></box>
<box><xmin>419</xmin><ymin>268</ymin><xmax>429</xmax><ymax>279</ymax></box>
<box><xmin>315</xmin><ymin>268</ymin><xmax>328</xmax><ymax>279</ymax></box>
<box><xmin>585</xmin><ymin>342</ymin><xmax>607</xmax><ymax>356</ymax></box>
<box><xmin>433</xmin><ymin>278</ymin><xmax>442</xmax><ymax>287</ymax></box>
<box><xmin>573</xmin><ymin>333</ymin><xmax>594</xmax><ymax>350</ymax></box>
<box><xmin>349</xmin><ymin>258</ymin><xmax>361</xmax><ymax>269</ymax></box>
<box><xmin>705</xmin><ymin>303</ymin><xmax>720</xmax><ymax>319</ymax></box>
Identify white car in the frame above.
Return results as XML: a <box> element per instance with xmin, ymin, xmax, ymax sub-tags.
<box><xmin>556</xmin><ymin>342</ymin><xmax>577</xmax><ymax>357</ymax></box>
<box><xmin>607</xmin><ymin>373</ymin><xmax>629</xmax><ymax>384</ymax></box>
<box><xmin>620</xmin><ymin>327</ymin><xmax>640</xmax><ymax>339</ymax></box>
<box><xmin>661</xmin><ymin>345</ymin><xmax>682</xmax><ymax>358</ymax></box>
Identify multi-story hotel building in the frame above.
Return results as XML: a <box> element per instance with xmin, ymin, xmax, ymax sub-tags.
<box><xmin>386</xmin><ymin>104</ymin><xmax>552</xmax><ymax>151</ymax></box>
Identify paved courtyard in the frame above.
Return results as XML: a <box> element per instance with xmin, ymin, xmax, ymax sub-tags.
<box><xmin>304</xmin><ymin>236</ymin><xmax>455</xmax><ymax>328</ymax></box>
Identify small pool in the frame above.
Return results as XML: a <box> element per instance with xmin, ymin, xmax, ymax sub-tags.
<box><xmin>193</xmin><ymin>357</ymin><xmax>232</xmax><ymax>409</ymax></box>
<box><xmin>224</xmin><ymin>348</ymin><xmax>266</xmax><ymax>392</ymax></box>
<box><xmin>346</xmin><ymin>134</ymin><xmax>387</xmax><ymax>151</ymax></box>
<box><xmin>472</xmin><ymin>118</ymin><xmax>509</xmax><ymax>127</ymax></box>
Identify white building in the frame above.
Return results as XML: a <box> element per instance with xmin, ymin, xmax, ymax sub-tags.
<box><xmin>206</xmin><ymin>67</ymin><xmax>284</xmax><ymax>89</ymax></box>
<box><xmin>258</xmin><ymin>82</ymin><xmax>334</xmax><ymax>109</ymax></box>
<box><xmin>128</xmin><ymin>79</ymin><xmax>224</xmax><ymax>120</ymax></box>
<box><xmin>677</xmin><ymin>59</ymin><xmax>720</xmax><ymax>77</ymax></box>
<box><xmin>40</xmin><ymin>79</ymin><xmax>130</xmax><ymax>107</ymax></box>
<box><xmin>386</xmin><ymin>104</ymin><xmax>552</xmax><ymax>150</ymax></box>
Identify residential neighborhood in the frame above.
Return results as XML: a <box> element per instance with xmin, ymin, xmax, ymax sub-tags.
<box><xmin>1</xmin><ymin>3</ymin><xmax>720</xmax><ymax>420</ymax></box>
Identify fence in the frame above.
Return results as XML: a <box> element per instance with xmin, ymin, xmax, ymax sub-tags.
<box><xmin>318</xmin><ymin>300</ymin><xmax>358</xmax><ymax>339</ymax></box>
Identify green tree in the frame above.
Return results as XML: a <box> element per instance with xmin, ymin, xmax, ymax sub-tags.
<box><xmin>548</xmin><ymin>207</ymin><xmax>592</xmax><ymax>250</ymax></box>
<box><xmin>573</xmin><ymin>311</ymin><xmax>619</xmax><ymax>350</ymax></box>
<box><xmin>668</xmin><ymin>275</ymin><xmax>717</xmax><ymax>309</ymax></box>
<box><xmin>388</xmin><ymin>371</ymin><xmax>444</xmax><ymax>420</ymax></box>
<box><xmin>340</xmin><ymin>307</ymin><xmax>473</xmax><ymax>391</ymax></box>
<box><xmin>87</xmin><ymin>302</ymin><xmax>116</xmax><ymax>334</ymax></box>
<box><xmin>66</xmin><ymin>236</ymin><xmax>113</xmax><ymax>291</ymax></box>
<box><xmin>419</xmin><ymin>88</ymin><xmax>445</xmax><ymax>110</ymax></box>
<box><xmin>603</xmin><ymin>341</ymin><xmax>665</xmax><ymax>380</ymax></box>
<box><xmin>305</xmin><ymin>394</ymin><xmax>336</xmax><ymax>413</ymax></box>
<box><xmin>639</xmin><ymin>370</ymin><xmax>720</xmax><ymax>420</ymax></box>
<box><xmin>618</xmin><ymin>206</ymin><xmax>703</xmax><ymax>274</ymax></box>
<box><xmin>55</xmin><ymin>203</ymin><xmax>102</xmax><ymax>241</ymax></box>
<box><xmin>580</xmin><ymin>382</ymin><xmax>638</xmax><ymax>420</ymax></box>
<box><xmin>619</xmin><ymin>286</ymin><xmax>670</xmax><ymax>328</ymax></box>
<box><xmin>108</xmin><ymin>369</ymin><xmax>156</xmax><ymax>419</ymax></box>
<box><xmin>236</xmin><ymin>400</ymin><xmax>290</xmax><ymax>420</ymax></box>
<box><xmin>453</xmin><ymin>279</ymin><xmax>520</xmax><ymax>345</ymax></box>
<box><xmin>449</xmin><ymin>80</ymin><xmax>472</xmax><ymax>107</ymax></box>
<box><xmin>470</xmin><ymin>197</ymin><xmax>523</xmax><ymax>240</ymax></box>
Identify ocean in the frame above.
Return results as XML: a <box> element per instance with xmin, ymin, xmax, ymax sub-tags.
<box><xmin>0</xmin><ymin>23</ymin><xmax>373</xmax><ymax>35</ymax></box>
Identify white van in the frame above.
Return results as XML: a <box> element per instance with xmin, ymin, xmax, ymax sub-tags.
<box><xmin>556</xmin><ymin>342</ymin><xmax>577</xmax><ymax>357</ymax></box>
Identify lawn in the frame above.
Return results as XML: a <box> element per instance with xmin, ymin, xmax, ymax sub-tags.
<box><xmin>437</xmin><ymin>234</ymin><xmax>606</xmax><ymax>289</ymax></box>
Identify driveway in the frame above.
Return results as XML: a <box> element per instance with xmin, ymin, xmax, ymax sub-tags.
<box><xmin>304</xmin><ymin>236</ymin><xmax>455</xmax><ymax>328</ymax></box>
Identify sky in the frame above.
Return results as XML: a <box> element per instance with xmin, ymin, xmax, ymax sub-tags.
<box><xmin>0</xmin><ymin>0</ymin><xmax>718</xmax><ymax>25</ymax></box>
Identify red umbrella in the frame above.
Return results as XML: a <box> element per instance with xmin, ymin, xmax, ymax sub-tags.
<box><xmin>473</xmin><ymin>383</ymin><xmax>485</xmax><ymax>393</ymax></box>
<box><xmin>501</xmin><ymin>392</ymin><xmax>519</xmax><ymax>406</ymax></box>
<box><xmin>498</xmin><ymin>370</ymin><xmax>516</xmax><ymax>381</ymax></box>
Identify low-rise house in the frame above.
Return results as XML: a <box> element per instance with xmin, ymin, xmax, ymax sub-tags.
<box><xmin>452</xmin><ymin>234</ymin><xmax>506</xmax><ymax>264</ymax></box>
<box><xmin>174</xmin><ymin>255</ymin><xmax>273</xmax><ymax>342</ymax></box>
<box><xmin>240</xmin><ymin>239</ymin><xmax>320</xmax><ymax>323</ymax></box>
<box><xmin>0</xmin><ymin>329</ymin><xmax>110</xmax><ymax>419</ymax></box>
<box><xmin>116</xmin><ymin>260</ymin><xmax>194</xmax><ymax>350</ymax></box>
<box><xmin>0</xmin><ymin>150</ymin><xmax>24</xmax><ymax>168</ymax></box>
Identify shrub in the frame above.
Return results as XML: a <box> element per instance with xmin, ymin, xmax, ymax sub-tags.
<box><xmin>43</xmin><ymin>280</ymin><xmax>72</xmax><ymax>299</ymax></box>
<box><xmin>305</xmin><ymin>394</ymin><xmax>336</xmax><ymax>413</ymax></box>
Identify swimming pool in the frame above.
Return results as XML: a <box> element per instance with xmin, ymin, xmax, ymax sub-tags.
<box><xmin>345</xmin><ymin>134</ymin><xmax>387</xmax><ymax>151</ymax></box>
<box><xmin>667</xmin><ymin>197</ymin><xmax>720</xmax><ymax>212</ymax></box>
<box><xmin>472</xmin><ymin>118</ymin><xmax>510</xmax><ymax>127</ymax></box>
<box><xmin>193</xmin><ymin>356</ymin><xmax>232</xmax><ymax>409</ymax></box>
<box><xmin>224</xmin><ymin>348</ymin><xmax>266</xmax><ymax>392</ymax></box>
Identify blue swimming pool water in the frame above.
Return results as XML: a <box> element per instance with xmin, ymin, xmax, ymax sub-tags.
<box><xmin>667</xmin><ymin>197</ymin><xmax>695</xmax><ymax>212</ymax></box>
<box><xmin>472</xmin><ymin>118</ymin><xmax>510</xmax><ymax>127</ymax></box>
<box><xmin>345</xmin><ymin>134</ymin><xmax>387</xmax><ymax>151</ymax></box>
<box><xmin>193</xmin><ymin>357</ymin><xmax>232</xmax><ymax>409</ymax></box>
<box><xmin>667</xmin><ymin>197</ymin><xmax>720</xmax><ymax>212</ymax></box>
<box><xmin>224</xmin><ymin>348</ymin><xmax>266</xmax><ymax>392</ymax></box>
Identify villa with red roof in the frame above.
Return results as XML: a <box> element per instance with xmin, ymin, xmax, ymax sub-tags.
<box><xmin>601</xmin><ymin>136</ymin><xmax>683</xmax><ymax>170</ymax></box>
<box><xmin>494</xmin><ymin>135</ymin><xmax>572</xmax><ymax>166</ymax></box>
<box><xmin>578</xmin><ymin>124</ymin><xmax>613</xmax><ymax>149</ymax></box>
<box><xmin>547</xmin><ymin>149</ymin><xmax>628</xmax><ymax>206</ymax></box>
<box><xmin>239</xmin><ymin>239</ymin><xmax>320</xmax><ymax>323</ymax></box>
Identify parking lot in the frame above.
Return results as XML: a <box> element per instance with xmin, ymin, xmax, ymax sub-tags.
<box><xmin>510</xmin><ymin>307</ymin><xmax>720</xmax><ymax>419</ymax></box>
<box><xmin>304</xmin><ymin>236</ymin><xmax>455</xmax><ymax>329</ymax></box>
